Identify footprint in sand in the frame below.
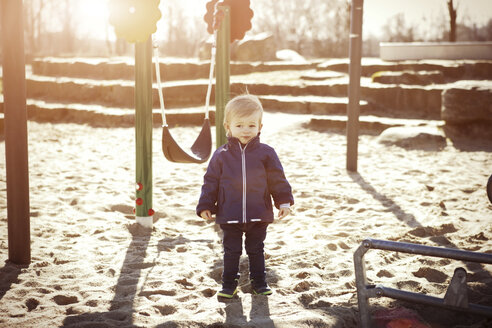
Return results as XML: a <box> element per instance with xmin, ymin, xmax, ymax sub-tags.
<box><xmin>397</xmin><ymin>280</ymin><xmax>421</xmax><ymax>290</ymax></box>
<box><xmin>25</xmin><ymin>298</ymin><xmax>40</xmax><ymax>311</ymax></box>
<box><xmin>296</xmin><ymin>271</ymin><xmax>310</xmax><ymax>279</ymax></box>
<box><xmin>201</xmin><ymin>288</ymin><xmax>216</xmax><ymax>298</ymax></box>
<box><xmin>36</xmin><ymin>287</ymin><xmax>53</xmax><ymax>294</ymax></box>
<box><xmin>293</xmin><ymin>281</ymin><xmax>312</xmax><ymax>292</ymax></box>
<box><xmin>85</xmin><ymin>299</ymin><xmax>99</xmax><ymax>307</ymax></box>
<box><xmin>377</xmin><ymin>269</ymin><xmax>394</xmax><ymax>278</ymax></box>
<box><xmin>176</xmin><ymin>246</ymin><xmax>187</xmax><ymax>253</ymax></box>
<box><xmin>175</xmin><ymin>278</ymin><xmax>194</xmax><ymax>289</ymax></box>
<box><xmin>52</xmin><ymin>294</ymin><xmax>79</xmax><ymax>305</ymax></box>
<box><xmin>408</xmin><ymin>223</ymin><xmax>458</xmax><ymax>238</ymax></box>
<box><xmin>155</xmin><ymin>304</ymin><xmax>177</xmax><ymax>315</ymax></box>
<box><xmin>412</xmin><ymin>267</ymin><xmax>448</xmax><ymax>283</ymax></box>
<box><xmin>139</xmin><ymin>289</ymin><xmax>177</xmax><ymax>299</ymax></box>
<box><xmin>327</xmin><ymin>243</ymin><xmax>337</xmax><ymax>251</ymax></box>
<box><xmin>298</xmin><ymin>293</ymin><xmax>315</xmax><ymax>307</ymax></box>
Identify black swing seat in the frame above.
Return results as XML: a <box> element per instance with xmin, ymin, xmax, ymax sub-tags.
<box><xmin>162</xmin><ymin>118</ymin><xmax>212</xmax><ymax>164</ymax></box>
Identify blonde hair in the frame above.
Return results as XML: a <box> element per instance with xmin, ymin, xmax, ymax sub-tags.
<box><xmin>224</xmin><ymin>94</ymin><xmax>263</xmax><ymax>126</ymax></box>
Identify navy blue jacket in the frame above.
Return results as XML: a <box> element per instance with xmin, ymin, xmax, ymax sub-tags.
<box><xmin>196</xmin><ymin>134</ymin><xmax>294</xmax><ymax>224</ymax></box>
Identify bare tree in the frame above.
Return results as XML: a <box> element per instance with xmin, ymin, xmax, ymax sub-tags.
<box><xmin>250</xmin><ymin>0</ymin><xmax>349</xmax><ymax>57</ymax></box>
<box><xmin>156</xmin><ymin>1</ymin><xmax>207</xmax><ymax>57</ymax></box>
<box><xmin>382</xmin><ymin>13</ymin><xmax>416</xmax><ymax>42</ymax></box>
<box><xmin>24</xmin><ymin>0</ymin><xmax>46</xmax><ymax>57</ymax></box>
<box><xmin>23</xmin><ymin>0</ymin><xmax>78</xmax><ymax>56</ymax></box>
<box><xmin>486</xmin><ymin>19</ymin><xmax>492</xmax><ymax>40</ymax></box>
<box><xmin>447</xmin><ymin>0</ymin><xmax>457</xmax><ymax>42</ymax></box>
<box><xmin>60</xmin><ymin>0</ymin><xmax>75</xmax><ymax>54</ymax></box>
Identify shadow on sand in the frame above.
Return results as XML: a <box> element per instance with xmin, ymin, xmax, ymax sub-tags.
<box><xmin>0</xmin><ymin>261</ymin><xmax>26</xmax><ymax>301</ymax></box>
<box><xmin>350</xmin><ymin>171</ymin><xmax>492</xmax><ymax>326</ymax></box>
<box><xmin>61</xmin><ymin>223</ymin><xmax>151</xmax><ymax>327</ymax></box>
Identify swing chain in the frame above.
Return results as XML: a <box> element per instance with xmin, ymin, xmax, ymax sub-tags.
<box><xmin>152</xmin><ymin>36</ymin><xmax>167</xmax><ymax>127</ymax></box>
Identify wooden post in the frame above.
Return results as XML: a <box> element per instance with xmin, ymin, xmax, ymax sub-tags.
<box><xmin>134</xmin><ymin>38</ymin><xmax>153</xmax><ymax>228</ymax></box>
<box><xmin>346</xmin><ymin>0</ymin><xmax>364</xmax><ymax>172</ymax></box>
<box><xmin>215</xmin><ymin>5</ymin><xmax>230</xmax><ymax>148</ymax></box>
<box><xmin>1</xmin><ymin>0</ymin><xmax>31</xmax><ymax>264</ymax></box>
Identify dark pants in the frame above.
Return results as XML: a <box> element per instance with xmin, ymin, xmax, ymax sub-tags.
<box><xmin>220</xmin><ymin>222</ymin><xmax>269</xmax><ymax>283</ymax></box>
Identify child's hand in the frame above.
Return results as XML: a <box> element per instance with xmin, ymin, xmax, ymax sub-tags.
<box><xmin>200</xmin><ymin>210</ymin><xmax>214</xmax><ymax>221</ymax></box>
<box><xmin>278</xmin><ymin>207</ymin><xmax>290</xmax><ymax>220</ymax></box>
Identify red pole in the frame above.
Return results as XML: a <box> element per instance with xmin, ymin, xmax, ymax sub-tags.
<box><xmin>1</xmin><ymin>0</ymin><xmax>31</xmax><ymax>264</ymax></box>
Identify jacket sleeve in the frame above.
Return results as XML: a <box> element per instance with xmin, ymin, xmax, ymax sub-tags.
<box><xmin>265</xmin><ymin>147</ymin><xmax>294</xmax><ymax>209</ymax></box>
<box><xmin>196</xmin><ymin>151</ymin><xmax>221</xmax><ymax>217</ymax></box>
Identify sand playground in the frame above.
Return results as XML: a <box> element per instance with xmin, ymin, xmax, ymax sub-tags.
<box><xmin>0</xmin><ymin>111</ymin><xmax>491</xmax><ymax>327</ymax></box>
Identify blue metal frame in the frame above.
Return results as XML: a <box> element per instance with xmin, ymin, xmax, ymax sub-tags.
<box><xmin>354</xmin><ymin>238</ymin><xmax>492</xmax><ymax>327</ymax></box>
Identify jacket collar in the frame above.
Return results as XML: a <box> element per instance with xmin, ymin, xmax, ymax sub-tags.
<box><xmin>227</xmin><ymin>133</ymin><xmax>261</xmax><ymax>150</ymax></box>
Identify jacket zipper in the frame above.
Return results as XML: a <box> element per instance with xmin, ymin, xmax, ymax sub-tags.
<box><xmin>240</xmin><ymin>142</ymin><xmax>248</xmax><ymax>223</ymax></box>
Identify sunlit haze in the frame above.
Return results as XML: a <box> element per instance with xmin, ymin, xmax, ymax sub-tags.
<box><xmin>48</xmin><ymin>0</ymin><xmax>492</xmax><ymax>41</ymax></box>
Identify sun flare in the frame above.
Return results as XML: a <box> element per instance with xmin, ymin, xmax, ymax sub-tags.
<box><xmin>72</xmin><ymin>0</ymin><xmax>111</xmax><ymax>40</ymax></box>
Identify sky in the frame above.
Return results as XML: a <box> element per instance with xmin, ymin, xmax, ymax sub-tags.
<box><xmin>73</xmin><ymin>0</ymin><xmax>492</xmax><ymax>41</ymax></box>
<box><xmin>363</xmin><ymin>0</ymin><xmax>492</xmax><ymax>37</ymax></box>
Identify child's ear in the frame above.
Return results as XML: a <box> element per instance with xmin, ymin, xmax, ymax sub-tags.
<box><xmin>223</xmin><ymin>122</ymin><xmax>230</xmax><ymax>135</ymax></box>
<box><xmin>259</xmin><ymin>123</ymin><xmax>263</xmax><ymax>131</ymax></box>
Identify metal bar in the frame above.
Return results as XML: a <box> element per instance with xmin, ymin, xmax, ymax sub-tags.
<box><xmin>377</xmin><ymin>286</ymin><xmax>492</xmax><ymax>318</ymax></box>
<box><xmin>215</xmin><ymin>5</ymin><xmax>230</xmax><ymax>148</ymax></box>
<box><xmin>1</xmin><ymin>0</ymin><xmax>31</xmax><ymax>264</ymax></box>
<box><xmin>354</xmin><ymin>239</ymin><xmax>492</xmax><ymax>327</ymax></box>
<box><xmin>346</xmin><ymin>0</ymin><xmax>364</xmax><ymax>172</ymax></box>
<box><xmin>354</xmin><ymin>243</ymin><xmax>371</xmax><ymax>328</ymax></box>
<box><xmin>135</xmin><ymin>38</ymin><xmax>153</xmax><ymax>221</ymax></box>
<box><xmin>363</xmin><ymin>238</ymin><xmax>492</xmax><ymax>264</ymax></box>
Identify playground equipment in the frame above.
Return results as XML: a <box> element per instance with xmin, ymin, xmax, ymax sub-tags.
<box><xmin>153</xmin><ymin>36</ymin><xmax>212</xmax><ymax>163</ymax></box>
<box><xmin>354</xmin><ymin>239</ymin><xmax>492</xmax><ymax>327</ymax></box>
<box><xmin>155</xmin><ymin>0</ymin><xmax>253</xmax><ymax>161</ymax></box>
<box><xmin>204</xmin><ymin>0</ymin><xmax>253</xmax><ymax>43</ymax></box>
<box><xmin>108</xmin><ymin>0</ymin><xmax>253</xmax><ymax>226</ymax></box>
<box><xmin>1</xmin><ymin>0</ymin><xmax>31</xmax><ymax>264</ymax></box>
<box><xmin>346</xmin><ymin>0</ymin><xmax>363</xmax><ymax>172</ymax></box>
<box><xmin>204</xmin><ymin>0</ymin><xmax>253</xmax><ymax>147</ymax></box>
<box><xmin>109</xmin><ymin>0</ymin><xmax>161</xmax><ymax>228</ymax></box>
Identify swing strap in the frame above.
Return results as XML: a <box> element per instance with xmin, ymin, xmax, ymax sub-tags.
<box><xmin>152</xmin><ymin>34</ymin><xmax>215</xmax><ymax>164</ymax></box>
<box><xmin>153</xmin><ymin>35</ymin><xmax>215</xmax><ymax>126</ymax></box>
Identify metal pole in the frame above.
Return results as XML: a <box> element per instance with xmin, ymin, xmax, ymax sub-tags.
<box><xmin>354</xmin><ymin>239</ymin><xmax>492</xmax><ymax>327</ymax></box>
<box><xmin>377</xmin><ymin>286</ymin><xmax>492</xmax><ymax>318</ymax></box>
<box><xmin>215</xmin><ymin>5</ymin><xmax>230</xmax><ymax>148</ymax></box>
<box><xmin>354</xmin><ymin>243</ymin><xmax>371</xmax><ymax>327</ymax></box>
<box><xmin>1</xmin><ymin>0</ymin><xmax>31</xmax><ymax>264</ymax></box>
<box><xmin>364</xmin><ymin>238</ymin><xmax>492</xmax><ymax>264</ymax></box>
<box><xmin>346</xmin><ymin>0</ymin><xmax>364</xmax><ymax>172</ymax></box>
<box><xmin>134</xmin><ymin>38</ymin><xmax>153</xmax><ymax>228</ymax></box>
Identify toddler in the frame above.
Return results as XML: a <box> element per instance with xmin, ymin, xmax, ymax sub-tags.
<box><xmin>197</xmin><ymin>94</ymin><xmax>294</xmax><ymax>298</ymax></box>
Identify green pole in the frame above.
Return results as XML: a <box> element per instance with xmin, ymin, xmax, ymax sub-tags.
<box><xmin>1</xmin><ymin>0</ymin><xmax>31</xmax><ymax>264</ymax></box>
<box><xmin>134</xmin><ymin>37</ymin><xmax>153</xmax><ymax>228</ymax></box>
<box><xmin>346</xmin><ymin>0</ymin><xmax>363</xmax><ymax>172</ymax></box>
<box><xmin>215</xmin><ymin>5</ymin><xmax>230</xmax><ymax>148</ymax></box>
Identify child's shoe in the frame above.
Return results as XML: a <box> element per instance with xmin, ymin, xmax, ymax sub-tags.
<box><xmin>218</xmin><ymin>277</ymin><xmax>239</xmax><ymax>299</ymax></box>
<box><xmin>251</xmin><ymin>279</ymin><xmax>272</xmax><ymax>296</ymax></box>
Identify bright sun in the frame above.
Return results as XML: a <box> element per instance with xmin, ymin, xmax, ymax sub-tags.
<box><xmin>72</xmin><ymin>0</ymin><xmax>209</xmax><ymax>41</ymax></box>
<box><xmin>73</xmin><ymin>0</ymin><xmax>112</xmax><ymax>40</ymax></box>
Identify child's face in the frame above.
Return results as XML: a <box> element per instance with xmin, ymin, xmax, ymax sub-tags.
<box><xmin>225</xmin><ymin>111</ymin><xmax>262</xmax><ymax>144</ymax></box>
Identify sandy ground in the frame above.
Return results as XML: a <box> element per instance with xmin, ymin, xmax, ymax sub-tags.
<box><xmin>0</xmin><ymin>112</ymin><xmax>491</xmax><ymax>328</ymax></box>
